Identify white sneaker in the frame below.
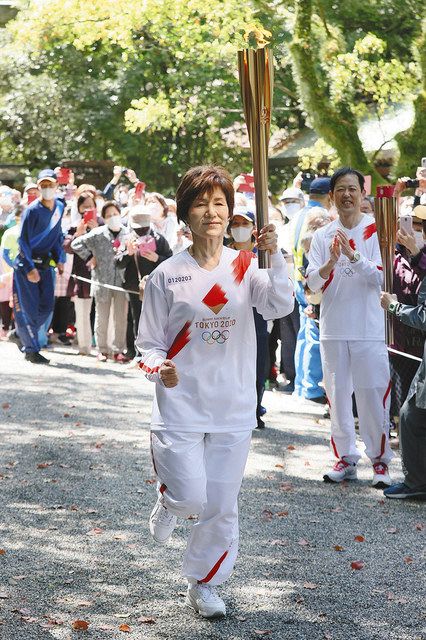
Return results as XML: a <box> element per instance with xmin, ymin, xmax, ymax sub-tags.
<box><xmin>372</xmin><ymin>462</ymin><xmax>392</xmax><ymax>488</ymax></box>
<box><xmin>186</xmin><ymin>583</ymin><xmax>226</xmax><ymax>618</ymax></box>
<box><xmin>149</xmin><ymin>496</ymin><xmax>177</xmax><ymax>544</ymax></box>
<box><xmin>323</xmin><ymin>459</ymin><xmax>357</xmax><ymax>483</ymax></box>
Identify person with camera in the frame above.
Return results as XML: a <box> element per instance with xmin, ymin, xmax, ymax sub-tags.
<box><xmin>71</xmin><ymin>200</ymin><xmax>129</xmax><ymax>362</ymax></box>
<box><xmin>137</xmin><ymin>165</ymin><xmax>293</xmax><ymax>618</ymax></box>
<box><xmin>380</xmin><ymin>204</ymin><xmax>426</xmax><ymax>499</ymax></box>
<box><xmin>115</xmin><ymin>205</ymin><xmax>172</xmax><ymax>360</ymax></box>
<box><xmin>12</xmin><ymin>169</ymin><xmax>65</xmax><ymax>364</ymax></box>
<box><xmin>306</xmin><ymin>167</ymin><xmax>393</xmax><ymax>487</ymax></box>
<box><xmin>64</xmin><ymin>192</ymin><xmax>105</xmax><ymax>355</ymax></box>
<box><xmin>103</xmin><ymin>166</ymin><xmax>142</xmax><ymax>207</ymax></box>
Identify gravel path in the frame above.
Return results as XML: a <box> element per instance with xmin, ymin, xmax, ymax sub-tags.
<box><xmin>0</xmin><ymin>341</ymin><xmax>425</xmax><ymax>640</ymax></box>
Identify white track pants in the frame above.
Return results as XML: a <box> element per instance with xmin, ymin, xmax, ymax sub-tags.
<box><xmin>150</xmin><ymin>430</ymin><xmax>252</xmax><ymax>586</ymax></box>
<box><xmin>320</xmin><ymin>340</ymin><xmax>393</xmax><ymax>465</ymax></box>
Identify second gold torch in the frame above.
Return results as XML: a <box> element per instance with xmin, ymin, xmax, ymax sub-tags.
<box><xmin>238</xmin><ymin>46</ymin><xmax>274</xmax><ymax>269</ymax></box>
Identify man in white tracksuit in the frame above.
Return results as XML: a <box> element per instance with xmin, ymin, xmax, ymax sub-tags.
<box><xmin>136</xmin><ymin>165</ymin><xmax>294</xmax><ymax>618</ymax></box>
<box><xmin>306</xmin><ymin>167</ymin><xmax>393</xmax><ymax>487</ymax></box>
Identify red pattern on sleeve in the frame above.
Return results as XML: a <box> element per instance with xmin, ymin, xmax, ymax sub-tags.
<box><xmin>167</xmin><ymin>321</ymin><xmax>192</xmax><ymax>359</ymax></box>
<box><xmin>231</xmin><ymin>250</ymin><xmax>254</xmax><ymax>285</ymax></box>
<box><xmin>363</xmin><ymin>222</ymin><xmax>377</xmax><ymax>240</ymax></box>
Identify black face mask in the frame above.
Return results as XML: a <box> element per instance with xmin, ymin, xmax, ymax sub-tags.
<box><xmin>135</xmin><ymin>227</ymin><xmax>150</xmax><ymax>237</ymax></box>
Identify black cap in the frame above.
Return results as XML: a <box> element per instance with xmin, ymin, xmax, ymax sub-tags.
<box><xmin>37</xmin><ymin>169</ymin><xmax>57</xmax><ymax>184</ymax></box>
<box><xmin>309</xmin><ymin>177</ymin><xmax>331</xmax><ymax>195</ymax></box>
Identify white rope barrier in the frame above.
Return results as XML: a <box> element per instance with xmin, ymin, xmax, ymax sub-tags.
<box><xmin>70</xmin><ymin>274</ymin><xmax>139</xmax><ymax>296</ymax></box>
<box><xmin>387</xmin><ymin>347</ymin><xmax>422</xmax><ymax>363</ymax></box>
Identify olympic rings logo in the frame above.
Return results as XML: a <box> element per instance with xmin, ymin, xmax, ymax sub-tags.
<box><xmin>341</xmin><ymin>266</ymin><xmax>354</xmax><ymax>277</ymax></box>
<box><xmin>201</xmin><ymin>330</ymin><xmax>230</xmax><ymax>345</ymax></box>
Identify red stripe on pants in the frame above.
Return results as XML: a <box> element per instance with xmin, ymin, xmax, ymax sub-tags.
<box><xmin>379</xmin><ymin>433</ymin><xmax>386</xmax><ymax>459</ymax></box>
<box><xmin>331</xmin><ymin>436</ymin><xmax>339</xmax><ymax>459</ymax></box>
<box><xmin>382</xmin><ymin>380</ymin><xmax>392</xmax><ymax>408</ymax></box>
<box><xmin>198</xmin><ymin>551</ymin><xmax>228</xmax><ymax>584</ymax></box>
<box><xmin>159</xmin><ymin>483</ymin><xmax>167</xmax><ymax>494</ymax></box>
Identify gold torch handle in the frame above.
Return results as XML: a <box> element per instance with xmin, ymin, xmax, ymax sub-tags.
<box><xmin>238</xmin><ymin>47</ymin><xmax>274</xmax><ymax>269</ymax></box>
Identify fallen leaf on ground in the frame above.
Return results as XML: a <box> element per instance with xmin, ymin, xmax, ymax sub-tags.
<box><xmin>235</xmin><ymin>615</ymin><xmax>247</xmax><ymax>621</ymax></box>
<box><xmin>94</xmin><ymin>442</ymin><xmax>103</xmax><ymax>449</ymax></box>
<box><xmin>137</xmin><ymin>616</ymin><xmax>156</xmax><ymax>624</ymax></box>
<box><xmin>119</xmin><ymin>624</ymin><xmax>131</xmax><ymax>632</ymax></box>
<box><xmin>37</xmin><ymin>462</ymin><xmax>53</xmax><ymax>469</ymax></box>
<box><xmin>414</xmin><ymin>522</ymin><xmax>424</xmax><ymax>531</ymax></box>
<box><xmin>71</xmin><ymin>619</ymin><xmax>89</xmax><ymax>630</ymax></box>
<box><xmin>333</xmin><ymin>545</ymin><xmax>344</xmax><ymax>552</ymax></box>
<box><xmin>350</xmin><ymin>561</ymin><xmax>365</xmax><ymax>570</ymax></box>
<box><xmin>276</xmin><ymin>511</ymin><xmax>289</xmax><ymax>517</ymax></box>
<box><xmin>144</xmin><ymin>478</ymin><xmax>156</xmax><ymax>484</ymax></box>
<box><xmin>304</xmin><ymin>461</ymin><xmax>311</xmax><ymax>466</ymax></box>
<box><xmin>287</xmin><ymin>445</ymin><xmax>296</xmax><ymax>451</ymax></box>
<box><xmin>280</xmin><ymin>482</ymin><xmax>294</xmax><ymax>492</ymax></box>
<box><xmin>303</xmin><ymin>582</ymin><xmax>318</xmax><ymax>590</ymax></box>
<box><xmin>254</xmin><ymin>631</ymin><xmax>272</xmax><ymax>636</ymax></box>
<box><xmin>298</xmin><ymin>538</ymin><xmax>310</xmax><ymax>546</ymax></box>
<box><xmin>75</xmin><ymin>422</ymin><xmax>82</xmax><ymax>427</ymax></box>
<box><xmin>0</xmin><ymin>549</ymin><xmax>5</xmax><ymax>555</ymax></box>
<box><xmin>387</xmin><ymin>592</ymin><xmax>408</xmax><ymax>604</ymax></box>
<box><xmin>403</xmin><ymin>556</ymin><xmax>413</xmax><ymax>564</ymax></box>
<box><xmin>87</xmin><ymin>528</ymin><xmax>103</xmax><ymax>535</ymax></box>
<box><xmin>63</xmin><ymin>413</ymin><xmax>70</xmax><ymax>418</ymax></box>
<box><xmin>270</xmin><ymin>539</ymin><xmax>288</xmax><ymax>546</ymax></box>
<box><xmin>330</xmin><ymin>507</ymin><xmax>342</xmax><ymax>513</ymax></box>
<box><xmin>2</xmin><ymin>403</ymin><xmax>11</xmax><ymax>410</ymax></box>
<box><xmin>295</xmin><ymin>596</ymin><xmax>304</xmax><ymax>604</ymax></box>
<box><xmin>387</xmin><ymin>527</ymin><xmax>398</xmax><ymax>534</ymax></box>
<box><xmin>354</xmin><ymin>535</ymin><xmax>365</xmax><ymax>542</ymax></box>
<box><xmin>275</xmin><ymin>463</ymin><xmax>284</xmax><ymax>469</ymax></box>
<box><xmin>261</xmin><ymin>509</ymin><xmax>273</xmax><ymax>521</ymax></box>
<box><xmin>114</xmin><ymin>613</ymin><xmax>131</xmax><ymax>619</ymax></box>
<box><xmin>76</xmin><ymin>601</ymin><xmax>93</xmax><ymax>607</ymax></box>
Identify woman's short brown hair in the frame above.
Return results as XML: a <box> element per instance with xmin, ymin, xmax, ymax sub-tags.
<box><xmin>145</xmin><ymin>192</ymin><xmax>169</xmax><ymax>218</ymax></box>
<box><xmin>176</xmin><ymin>165</ymin><xmax>235</xmax><ymax>224</ymax></box>
<box><xmin>101</xmin><ymin>200</ymin><xmax>120</xmax><ymax>219</ymax></box>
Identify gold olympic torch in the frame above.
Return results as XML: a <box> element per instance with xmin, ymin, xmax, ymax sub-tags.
<box><xmin>375</xmin><ymin>185</ymin><xmax>398</xmax><ymax>345</ymax></box>
<box><xmin>238</xmin><ymin>46</ymin><xmax>274</xmax><ymax>269</ymax></box>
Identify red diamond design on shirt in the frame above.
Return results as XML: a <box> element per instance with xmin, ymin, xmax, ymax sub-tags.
<box><xmin>202</xmin><ymin>284</ymin><xmax>228</xmax><ymax>315</ymax></box>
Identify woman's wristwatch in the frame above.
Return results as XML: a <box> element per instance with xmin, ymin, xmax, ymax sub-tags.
<box><xmin>388</xmin><ymin>301</ymin><xmax>401</xmax><ymax>315</ymax></box>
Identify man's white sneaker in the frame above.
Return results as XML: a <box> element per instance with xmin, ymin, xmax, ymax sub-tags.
<box><xmin>186</xmin><ymin>583</ymin><xmax>226</xmax><ymax>619</ymax></box>
<box><xmin>149</xmin><ymin>496</ymin><xmax>177</xmax><ymax>544</ymax></box>
<box><xmin>372</xmin><ymin>462</ymin><xmax>392</xmax><ymax>488</ymax></box>
<box><xmin>323</xmin><ymin>459</ymin><xmax>357</xmax><ymax>483</ymax></box>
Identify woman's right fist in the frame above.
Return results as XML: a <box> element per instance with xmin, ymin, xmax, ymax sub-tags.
<box><xmin>159</xmin><ymin>360</ymin><xmax>179</xmax><ymax>388</ymax></box>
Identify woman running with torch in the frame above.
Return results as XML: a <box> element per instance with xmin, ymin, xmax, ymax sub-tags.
<box><xmin>136</xmin><ymin>165</ymin><xmax>293</xmax><ymax>618</ymax></box>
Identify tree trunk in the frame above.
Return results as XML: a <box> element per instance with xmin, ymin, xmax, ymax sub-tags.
<box><xmin>289</xmin><ymin>0</ymin><xmax>382</xmax><ymax>185</ymax></box>
<box><xmin>396</xmin><ymin>23</ymin><xmax>426</xmax><ymax>177</ymax></box>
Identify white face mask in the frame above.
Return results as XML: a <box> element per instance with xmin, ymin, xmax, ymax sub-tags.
<box><xmin>283</xmin><ymin>202</ymin><xmax>302</xmax><ymax>219</ymax></box>
<box><xmin>107</xmin><ymin>215</ymin><xmax>121</xmax><ymax>232</ymax></box>
<box><xmin>118</xmin><ymin>192</ymin><xmax>129</xmax><ymax>205</ymax></box>
<box><xmin>231</xmin><ymin>226</ymin><xmax>253</xmax><ymax>243</ymax></box>
<box><xmin>41</xmin><ymin>187</ymin><xmax>56</xmax><ymax>200</ymax></box>
<box><xmin>414</xmin><ymin>230</ymin><xmax>425</xmax><ymax>250</ymax></box>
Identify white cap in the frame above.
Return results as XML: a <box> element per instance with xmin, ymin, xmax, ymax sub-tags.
<box><xmin>279</xmin><ymin>187</ymin><xmax>305</xmax><ymax>202</ymax></box>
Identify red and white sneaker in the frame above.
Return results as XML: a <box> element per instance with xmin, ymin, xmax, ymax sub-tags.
<box><xmin>323</xmin><ymin>459</ymin><xmax>357</xmax><ymax>483</ymax></box>
<box><xmin>372</xmin><ymin>462</ymin><xmax>391</xmax><ymax>488</ymax></box>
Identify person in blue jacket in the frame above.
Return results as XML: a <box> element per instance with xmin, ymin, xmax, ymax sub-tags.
<box><xmin>12</xmin><ymin>169</ymin><xmax>65</xmax><ymax>364</ymax></box>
